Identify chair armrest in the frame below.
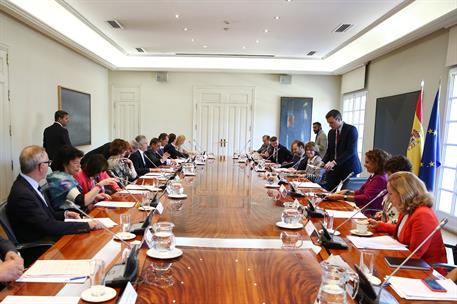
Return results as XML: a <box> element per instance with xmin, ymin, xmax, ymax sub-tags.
<box><xmin>431</xmin><ymin>263</ymin><xmax>457</xmax><ymax>271</ymax></box>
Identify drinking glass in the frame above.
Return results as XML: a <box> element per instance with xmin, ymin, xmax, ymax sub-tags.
<box><xmin>281</xmin><ymin>207</ymin><xmax>301</xmax><ymax>224</ymax></box>
<box><xmin>280</xmin><ymin>231</ymin><xmax>303</xmax><ymax>249</ymax></box>
<box><xmin>89</xmin><ymin>259</ymin><xmax>106</xmax><ymax>297</ymax></box>
<box><xmin>323</xmin><ymin>211</ymin><xmax>334</xmax><ymax>232</ymax></box>
<box><xmin>359</xmin><ymin>250</ymin><xmax>376</xmax><ymax>277</ymax></box>
<box><xmin>152</xmin><ymin>222</ymin><xmax>176</xmax><ymax>253</ymax></box>
<box><xmin>316</xmin><ymin>261</ymin><xmax>359</xmax><ymax>304</ymax></box>
<box><xmin>120</xmin><ymin>214</ymin><xmax>131</xmax><ymax>233</ymax></box>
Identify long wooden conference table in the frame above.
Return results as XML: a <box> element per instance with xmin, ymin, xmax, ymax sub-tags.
<box><xmin>0</xmin><ymin>159</ymin><xmax>449</xmax><ymax>303</ymax></box>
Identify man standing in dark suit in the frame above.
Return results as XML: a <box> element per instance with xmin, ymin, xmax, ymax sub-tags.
<box><xmin>267</xmin><ymin>136</ymin><xmax>293</xmax><ymax>164</ymax></box>
<box><xmin>322</xmin><ymin>109</ymin><xmax>362</xmax><ymax>191</ymax></box>
<box><xmin>129</xmin><ymin>135</ymin><xmax>156</xmax><ymax>176</ymax></box>
<box><xmin>43</xmin><ymin>110</ymin><xmax>72</xmax><ymax>170</ymax></box>
<box><xmin>7</xmin><ymin>146</ymin><xmax>100</xmax><ymax>244</ymax></box>
<box><xmin>0</xmin><ymin>237</ymin><xmax>24</xmax><ymax>282</ymax></box>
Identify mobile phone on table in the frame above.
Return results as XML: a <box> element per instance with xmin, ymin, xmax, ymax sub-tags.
<box><xmin>422</xmin><ymin>279</ymin><xmax>447</xmax><ymax>292</ymax></box>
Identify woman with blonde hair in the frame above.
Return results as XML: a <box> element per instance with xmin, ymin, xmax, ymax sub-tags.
<box><xmin>368</xmin><ymin>172</ymin><xmax>446</xmax><ymax>265</ymax></box>
<box><xmin>175</xmin><ymin>135</ymin><xmax>190</xmax><ymax>158</ymax></box>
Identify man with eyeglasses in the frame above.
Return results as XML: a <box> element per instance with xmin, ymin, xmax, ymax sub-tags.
<box><xmin>6</xmin><ymin>146</ymin><xmax>101</xmax><ymax>245</ymax></box>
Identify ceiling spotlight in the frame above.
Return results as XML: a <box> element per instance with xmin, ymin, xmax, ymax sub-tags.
<box><xmin>191</xmin><ymin>38</ymin><xmax>195</xmax><ymax>42</ymax></box>
<box><xmin>274</xmin><ymin>16</ymin><xmax>280</xmax><ymax>20</ymax></box>
<box><xmin>184</xmin><ymin>27</ymin><xmax>188</xmax><ymax>31</ymax></box>
<box><xmin>175</xmin><ymin>14</ymin><xmax>180</xmax><ymax>19</ymax></box>
<box><xmin>203</xmin><ymin>45</ymin><xmax>208</xmax><ymax>48</ymax></box>
<box><xmin>242</xmin><ymin>46</ymin><xmax>246</xmax><ymax>49</ymax></box>
<box><xmin>264</xmin><ymin>29</ymin><xmax>269</xmax><ymax>33</ymax></box>
<box><xmin>285</xmin><ymin>0</ymin><xmax>292</xmax><ymax>2</ymax></box>
<box><xmin>255</xmin><ymin>40</ymin><xmax>260</xmax><ymax>43</ymax></box>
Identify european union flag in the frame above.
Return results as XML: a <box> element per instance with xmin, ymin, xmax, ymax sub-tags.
<box><xmin>419</xmin><ymin>89</ymin><xmax>441</xmax><ymax>191</ymax></box>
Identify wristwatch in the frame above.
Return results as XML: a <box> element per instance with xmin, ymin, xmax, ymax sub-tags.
<box><xmin>343</xmin><ymin>195</ymin><xmax>348</xmax><ymax>200</ymax></box>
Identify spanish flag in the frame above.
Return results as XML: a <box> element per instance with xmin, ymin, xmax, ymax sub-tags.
<box><xmin>407</xmin><ymin>83</ymin><xmax>425</xmax><ymax>176</ymax></box>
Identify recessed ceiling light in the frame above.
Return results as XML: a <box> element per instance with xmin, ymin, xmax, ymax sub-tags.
<box><xmin>242</xmin><ymin>46</ymin><xmax>246</xmax><ymax>49</ymax></box>
<box><xmin>264</xmin><ymin>29</ymin><xmax>269</xmax><ymax>33</ymax></box>
<box><xmin>285</xmin><ymin>0</ymin><xmax>292</xmax><ymax>2</ymax></box>
<box><xmin>191</xmin><ymin>38</ymin><xmax>195</xmax><ymax>42</ymax></box>
<box><xmin>274</xmin><ymin>16</ymin><xmax>280</xmax><ymax>20</ymax></box>
<box><xmin>184</xmin><ymin>27</ymin><xmax>188</xmax><ymax>31</ymax></box>
<box><xmin>175</xmin><ymin>14</ymin><xmax>180</xmax><ymax>19</ymax></box>
<box><xmin>255</xmin><ymin>40</ymin><xmax>260</xmax><ymax>43</ymax></box>
<box><xmin>202</xmin><ymin>45</ymin><xmax>208</xmax><ymax>48</ymax></box>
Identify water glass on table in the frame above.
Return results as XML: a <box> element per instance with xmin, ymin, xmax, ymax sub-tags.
<box><xmin>120</xmin><ymin>214</ymin><xmax>131</xmax><ymax>233</ymax></box>
<box><xmin>323</xmin><ymin>211</ymin><xmax>334</xmax><ymax>232</ymax></box>
<box><xmin>89</xmin><ymin>259</ymin><xmax>106</xmax><ymax>297</ymax></box>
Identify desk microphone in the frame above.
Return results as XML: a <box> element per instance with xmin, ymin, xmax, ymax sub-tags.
<box><xmin>69</xmin><ymin>202</ymin><xmax>132</xmax><ymax>249</ymax></box>
<box><xmin>241</xmin><ymin>139</ymin><xmax>252</xmax><ymax>154</ymax></box>
<box><xmin>107</xmin><ymin>170</ymin><xmax>141</xmax><ymax>207</ymax></box>
<box><xmin>355</xmin><ymin>218</ymin><xmax>449</xmax><ymax>303</ymax></box>
<box><xmin>333</xmin><ymin>189</ymin><xmax>387</xmax><ymax>234</ymax></box>
<box><xmin>329</xmin><ymin>171</ymin><xmax>354</xmax><ymax>193</ymax></box>
<box><xmin>143</xmin><ymin>153</ymin><xmax>159</xmax><ymax>168</ymax></box>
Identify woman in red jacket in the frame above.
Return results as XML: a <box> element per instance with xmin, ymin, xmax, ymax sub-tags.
<box><xmin>368</xmin><ymin>171</ymin><xmax>446</xmax><ymax>265</ymax></box>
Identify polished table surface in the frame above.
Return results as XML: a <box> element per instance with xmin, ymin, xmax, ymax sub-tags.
<box><xmin>0</xmin><ymin>159</ymin><xmax>449</xmax><ymax>303</ymax></box>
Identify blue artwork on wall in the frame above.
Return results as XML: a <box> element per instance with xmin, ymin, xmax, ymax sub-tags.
<box><xmin>279</xmin><ymin>97</ymin><xmax>313</xmax><ymax>149</ymax></box>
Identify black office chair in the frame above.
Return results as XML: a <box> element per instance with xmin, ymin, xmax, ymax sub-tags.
<box><xmin>432</xmin><ymin>243</ymin><xmax>457</xmax><ymax>272</ymax></box>
<box><xmin>342</xmin><ymin>177</ymin><xmax>368</xmax><ymax>191</ymax></box>
<box><xmin>0</xmin><ymin>201</ymin><xmax>54</xmax><ymax>268</ymax></box>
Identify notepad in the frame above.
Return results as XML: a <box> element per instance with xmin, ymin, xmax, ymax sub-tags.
<box><xmin>389</xmin><ymin>277</ymin><xmax>457</xmax><ymax>300</ymax></box>
<box><xmin>65</xmin><ymin>218</ymin><xmax>117</xmax><ymax>228</ymax></box>
<box><xmin>292</xmin><ymin>181</ymin><xmax>322</xmax><ymax>189</ymax></box>
<box><xmin>17</xmin><ymin>260</ymin><xmax>91</xmax><ymax>283</ymax></box>
<box><xmin>95</xmin><ymin>201</ymin><xmax>135</xmax><ymax>208</ymax></box>
<box><xmin>0</xmin><ymin>296</ymin><xmax>80</xmax><ymax>304</ymax></box>
<box><xmin>347</xmin><ymin>235</ymin><xmax>408</xmax><ymax>251</ymax></box>
<box><xmin>325</xmin><ymin>210</ymin><xmax>367</xmax><ymax>219</ymax></box>
<box><xmin>126</xmin><ymin>184</ymin><xmax>162</xmax><ymax>192</ymax></box>
<box><xmin>118</xmin><ymin>189</ymin><xmax>148</xmax><ymax>194</ymax></box>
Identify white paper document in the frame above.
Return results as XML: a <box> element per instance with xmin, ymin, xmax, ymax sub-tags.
<box><xmin>176</xmin><ymin>237</ymin><xmax>321</xmax><ymax>254</ymax></box>
<box><xmin>118</xmin><ymin>189</ymin><xmax>148</xmax><ymax>194</ymax></box>
<box><xmin>292</xmin><ymin>181</ymin><xmax>321</xmax><ymax>189</ymax></box>
<box><xmin>389</xmin><ymin>277</ymin><xmax>457</xmax><ymax>301</ymax></box>
<box><xmin>95</xmin><ymin>201</ymin><xmax>135</xmax><ymax>208</ymax></box>
<box><xmin>326</xmin><ymin>210</ymin><xmax>367</xmax><ymax>219</ymax></box>
<box><xmin>0</xmin><ymin>296</ymin><xmax>80</xmax><ymax>304</ymax></box>
<box><xmin>117</xmin><ymin>282</ymin><xmax>138</xmax><ymax>304</ymax></box>
<box><xmin>18</xmin><ymin>260</ymin><xmax>91</xmax><ymax>283</ymax></box>
<box><xmin>347</xmin><ymin>235</ymin><xmax>408</xmax><ymax>251</ymax></box>
<box><xmin>65</xmin><ymin>217</ymin><xmax>117</xmax><ymax>228</ymax></box>
<box><xmin>126</xmin><ymin>184</ymin><xmax>161</xmax><ymax>192</ymax></box>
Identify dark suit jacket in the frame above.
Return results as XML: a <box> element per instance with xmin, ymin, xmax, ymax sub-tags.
<box><xmin>80</xmin><ymin>142</ymin><xmax>111</xmax><ymax>166</ymax></box>
<box><xmin>129</xmin><ymin>150</ymin><xmax>155</xmax><ymax>176</ymax></box>
<box><xmin>269</xmin><ymin>144</ymin><xmax>292</xmax><ymax>164</ymax></box>
<box><xmin>0</xmin><ymin>238</ymin><xmax>16</xmax><ymax>260</ymax></box>
<box><xmin>164</xmin><ymin>144</ymin><xmax>187</xmax><ymax>159</ymax></box>
<box><xmin>6</xmin><ymin>175</ymin><xmax>90</xmax><ymax>243</ymax></box>
<box><xmin>322</xmin><ymin>123</ymin><xmax>362</xmax><ymax>190</ymax></box>
<box><xmin>43</xmin><ymin>122</ymin><xmax>72</xmax><ymax>164</ymax></box>
<box><xmin>145</xmin><ymin>149</ymin><xmax>164</xmax><ymax>168</ymax></box>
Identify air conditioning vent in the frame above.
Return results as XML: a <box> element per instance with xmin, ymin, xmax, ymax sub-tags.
<box><xmin>135</xmin><ymin>48</ymin><xmax>146</xmax><ymax>53</ymax></box>
<box><xmin>106</xmin><ymin>20</ymin><xmax>123</xmax><ymax>29</ymax></box>
<box><xmin>333</xmin><ymin>23</ymin><xmax>353</xmax><ymax>33</ymax></box>
<box><xmin>306</xmin><ymin>51</ymin><xmax>316</xmax><ymax>56</ymax></box>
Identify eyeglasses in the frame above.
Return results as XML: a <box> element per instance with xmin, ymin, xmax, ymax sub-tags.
<box><xmin>40</xmin><ymin>160</ymin><xmax>52</xmax><ymax>166</ymax></box>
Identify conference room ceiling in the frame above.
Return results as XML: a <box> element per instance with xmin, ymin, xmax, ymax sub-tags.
<box><xmin>62</xmin><ymin>0</ymin><xmax>404</xmax><ymax>59</ymax></box>
<box><xmin>2</xmin><ymin>0</ymin><xmax>457</xmax><ymax>73</ymax></box>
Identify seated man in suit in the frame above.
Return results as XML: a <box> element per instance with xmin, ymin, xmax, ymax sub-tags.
<box><xmin>145</xmin><ymin>138</ymin><xmax>170</xmax><ymax>168</ymax></box>
<box><xmin>7</xmin><ymin>146</ymin><xmax>101</xmax><ymax>244</ymax></box>
<box><xmin>80</xmin><ymin>141</ymin><xmax>112</xmax><ymax>166</ymax></box>
<box><xmin>164</xmin><ymin>133</ymin><xmax>187</xmax><ymax>159</ymax></box>
<box><xmin>0</xmin><ymin>237</ymin><xmax>24</xmax><ymax>282</ymax></box>
<box><xmin>321</xmin><ymin>109</ymin><xmax>362</xmax><ymax>191</ymax></box>
<box><xmin>257</xmin><ymin>135</ymin><xmax>270</xmax><ymax>157</ymax></box>
<box><xmin>266</xmin><ymin>136</ymin><xmax>292</xmax><ymax>164</ymax></box>
<box><xmin>129</xmin><ymin>135</ymin><xmax>156</xmax><ymax>176</ymax></box>
<box><xmin>157</xmin><ymin>133</ymin><xmax>169</xmax><ymax>156</ymax></box>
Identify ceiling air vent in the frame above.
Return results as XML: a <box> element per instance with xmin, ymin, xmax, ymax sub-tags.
<box><xmin>106</xmin><ymin>20</ymin><xmax>123</xmax><ymax>29</ymax></box>
<box><xmin>306</xmin><ymin>51</ymin><xmax>316</xmax><ymax>56</ymax></box>
<box><xmin>135</xmin><ymin>48</ymin><xmax>146</xmax><ymax>53</ymax></box>
<box><xmin>333</xmin><ymin>23</ymin><xmax>353</xmax><ymax>33</ymax></box>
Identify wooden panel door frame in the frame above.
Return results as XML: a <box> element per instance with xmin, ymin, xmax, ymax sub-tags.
<box><xmin>192</xmin><ymin>85</ymin><xmax>255</xmax><ymax>155</ymax></box>
<box><xmin>111</xmin><ymin>86</ymin><xmax>141</xmax><ymax>140</ymax></box>
<box><xmin>0</xmin><ymin>44</ymin><xmax>12</xmax><ymax>201</ymax></box>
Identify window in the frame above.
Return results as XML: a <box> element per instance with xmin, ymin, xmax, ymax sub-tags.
<box><xmin>436</xmin><ymin>68</ymin><xmax>457</xmax><ymax>231</ymax></box>
<box><xmin>342</xmin><ymin>91</ymin><xmax>366</xmax><ymax>161</ymax></box>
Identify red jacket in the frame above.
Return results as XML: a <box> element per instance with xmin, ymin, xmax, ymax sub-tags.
<box><xmin>74</xmin><ymin>170</ymin><xmax>120</xmax><ymax>194</ymax></box>
<box><xmin>376</xmin><ymin>206</ymin><xmax>447</xmax><ymax>265</ymax></box>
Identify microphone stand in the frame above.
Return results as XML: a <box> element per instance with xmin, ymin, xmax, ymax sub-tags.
<box><xmin>107</xmin><ymin>170</ymin><xmax>142</xmax><ymax>207</ymax></box>
<box><xmin>332</xmin><ymin>189</ymin><xmax>387</xmax><ymax>234</ymax></box>
<box><xmin>328</xmin><ymin>172</ymin><xmax>354</xmax><ymax>193</ymax></box>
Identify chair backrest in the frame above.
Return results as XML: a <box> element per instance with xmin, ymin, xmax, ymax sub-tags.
<box><xmin>0</xmin><ymin>201</ymin><xmax>18</xmax><ymax>245</ymax></box>
<box><xmin>343</xmin><ymin>177</ymin><xmax>368</xmax><ymax>191</ymax></box>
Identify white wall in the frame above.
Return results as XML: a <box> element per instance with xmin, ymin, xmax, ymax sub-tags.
<box><xmin>109</xmin><ymin>71</ymin><xmax>340</xmax><ymax>148</ymax></box>
<box><xmin>0</xmin><ymin>12</ymin><xmax>110</xmax><ymax>176</ymax></box>
<box><xmin>363</xmin><ymin>29</ymin><xmax>450</xmax><ymax>157</ymax></box>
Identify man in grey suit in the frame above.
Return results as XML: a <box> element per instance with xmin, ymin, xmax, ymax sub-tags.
<box><xmin>313</xmin><ymin>122</ymin><xmax>327</xmax><ymax>157</ymax></box>
<box><xmin>0</xmin><ymin>238</ymin><xmax>24</xmax><ymax>282</ymax></box>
